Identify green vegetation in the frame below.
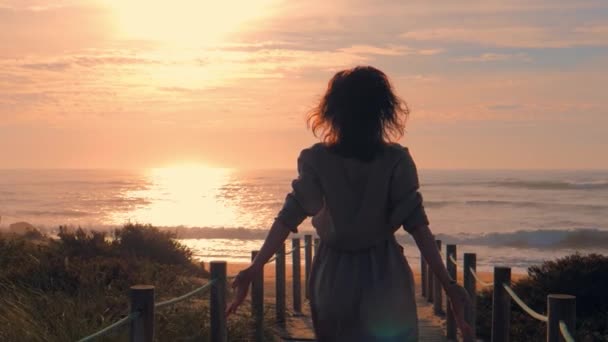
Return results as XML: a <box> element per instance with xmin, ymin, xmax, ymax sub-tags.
<box><xmin>0</xmin><ymin>223</ymin><xmax>274</xmax><ymax>342</ymax></box>
<box><xmin>476</xmin><ymin>253</ymin><xmax>608</xmax><ymax>342</ymax></box>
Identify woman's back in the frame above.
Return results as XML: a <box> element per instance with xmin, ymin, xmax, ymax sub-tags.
<box><xmin>281</xmin><ymin>143</ymin><xmax>427</xmax><ymax>251</ymax></box>
<box><xmin>273</xmin><ymin>142</ymin><xmax>429</xmax><ymax>341</ymax></box>
<box><xmin>227</xmin><ymin>66</ymin><xmax>473</xmax><ymax>342</ymax></box>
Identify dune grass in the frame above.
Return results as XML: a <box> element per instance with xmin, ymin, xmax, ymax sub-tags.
<box><xmin>0</xmin><ymin>224</ymin><xmax>276</xmax><ymax>341</ymax></box>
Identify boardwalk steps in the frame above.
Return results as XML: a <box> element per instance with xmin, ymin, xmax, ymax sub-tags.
<box><xmin>275</xmin><ymin>288</ymin><xmax>447</xmax><ymax>342</ymax></box>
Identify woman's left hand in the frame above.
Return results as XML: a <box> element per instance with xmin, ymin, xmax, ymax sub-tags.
<box><xmin>225</xmin><ymin>266</ymin><xmax>256</xmax><ymax>317</ymax></box>
<box><xmin>446</xmin><ymin>283</ymin><xmax>474</xmax><ymax>341</ymax></box>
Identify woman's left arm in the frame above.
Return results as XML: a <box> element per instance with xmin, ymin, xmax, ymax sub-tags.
<box><xmin>225</xmin><ymin>220</ymin><xmax>292</xmax><ymax>316</ymax></box>
<box><xmin>249</xmin><ymin>220</ymin><xmax>292</xmax><ymax>273</ymax></box>
<box><xmin>226</xmin><ymin>149</ymin><xmax>321</xmax><ymax>316</ymax></box>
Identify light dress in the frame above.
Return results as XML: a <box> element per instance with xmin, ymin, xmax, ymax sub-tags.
<box><xmin>276</xmin><ymin>143</ymin><xmax>429</xmax><ymax>342</ymax></box>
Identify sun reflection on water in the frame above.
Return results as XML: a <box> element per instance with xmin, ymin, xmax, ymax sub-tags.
<box><xmin>111</xmin><ymin>165</ymin><xmax>238</xmax><ymax>227</ymax></box>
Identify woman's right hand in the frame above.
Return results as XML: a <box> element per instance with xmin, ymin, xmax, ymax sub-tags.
<box><xmin>446</xmin><ymin>283</ymin><xmax>474</xmax><ymax>341</ymax></box>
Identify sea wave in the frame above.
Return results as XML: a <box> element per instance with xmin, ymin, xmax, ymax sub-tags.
<box><xmin>425</xmin><ymin>200</ymin><xmax>608</xmax><ymax>211</ymax></box>
<box><xmin>433</xmin><ymin>228</ymin><xmax>608</xmax><ymax>249</ymax></box>
<box><xmin>172</xmin><ymin>226</ymin><xmax>608</xmax><ymax>249</ymax></box>
<box><xmin>488</xmin><ymin>180</ymin><xmax>608</xmax><ymax>191</ymax></box>
<box><xmin>424</xmin><ymin>179</ymin><xmax>608</xmax><ymax>191</ymax></box>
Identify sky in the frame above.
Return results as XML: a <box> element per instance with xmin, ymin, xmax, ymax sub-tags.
<box><xmin>0</xmin><ymin>0</ymin><xmax>607</xmax><ymax>170</ymax></box>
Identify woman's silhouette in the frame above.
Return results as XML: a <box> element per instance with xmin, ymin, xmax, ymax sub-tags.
<box><xmin>227</xmin><ymin>66</ymin><xmax>472</xmax><ymax>341</ymax></box>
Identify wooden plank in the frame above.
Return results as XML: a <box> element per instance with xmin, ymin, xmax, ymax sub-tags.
<box><xmin>275</xmin><ymin>288</ymin><xmax>448</xmax><ymax>341</ymax></box>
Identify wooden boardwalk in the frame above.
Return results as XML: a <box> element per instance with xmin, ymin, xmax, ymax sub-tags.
<box><xmin>276</xmin><ymin>289</ymin><xmax>447</xmax><ymax>342</ymax></box>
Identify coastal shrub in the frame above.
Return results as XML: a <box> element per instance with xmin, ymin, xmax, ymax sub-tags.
<box><xmin>113</xmin><ymin>223</ymin><xmax>193</xmax><ymax>266</ymax></box>
<box><xmin>0</xmin><ymin>224</ymin><xmax>259</xmax><ymax>341</ymax></box>
<box><xmin>476</xmin><ymin>253</ymin><xmax>608</xmax><ymax>341</ymax></box>
<box><xmin>58</xmin><ymin>226</ymin><xmax>111</xmax><ymax>258</ymax></box>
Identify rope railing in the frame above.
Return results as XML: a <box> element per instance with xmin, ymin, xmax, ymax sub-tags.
<box><xmin>560</xmin><ymin>320</ymin><xmax>576</xmax><ymax>342</ymax></box>
<box><xmin>77</xmin><ymin>312</ymin><xmax>140</xmax><ymax>342</ymax></box>
<box><xmin>266</xmin><ymin>244</ymin><xmax>301</xmax><ymax>263</ymax></box>
<box><xmin>449</xmin><ymin>254</ymin><xmax>457</xmax><ymax>266</ymax></box>
<box><xmin>502</xmin><ymin>283</ymin><xmax>548</xmax><ymax>322</ymax></box>
<box><xmin>421</xmin><ymin>242</ymin><xmax>579</xmax><ymax>342</ymax></box>
<box><xmin>75</xmin><ymin>235</ymin><xmax>319</xmax><ymax>342</ymax></box>
<box><xmin>284</xmin><ymin>245</ymin><xmax>299</xmax><ymax>256</ymax></box>
<box><xmin>155</xmin><ymin>279</ymin><xmax>217</xmax><ymax>309</ymax></box>
<box><xmin>469</xmin><ymin>267</ymin><xmax>492</xmax><ymax>287</ymax></box>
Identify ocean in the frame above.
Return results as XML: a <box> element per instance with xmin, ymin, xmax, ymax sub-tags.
<box><xmin>1</xmin><ymin>168</ymin><xmax>607</xmax><ymax>272</ymax></box>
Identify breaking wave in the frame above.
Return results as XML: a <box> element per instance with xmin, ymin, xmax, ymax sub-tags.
<box><xmin>171</xmin><ymin>226</ymin><xmax>608</xmax><ymax>250</ymax></box>
<box><xmin>488</xmin><ymin>180</ymin><xmax>608</xmax><ymax>191</ymax></box>
<box><xmin>433</xmin><ymin>228</ymin><xmax>608</xmax><ymax>249</ymax></box>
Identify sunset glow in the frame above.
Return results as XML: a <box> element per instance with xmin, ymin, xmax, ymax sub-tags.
<box><xmin>111</xmin><ymin>165</ymin><xmax>237</xmax><ymax>227</ymax></box>
<box><xmin>104</xmin><ymin>0</ymin><xmax>277</xmax><ymax>44</ymax></box>
<box><xmin>0</xmin><ymin>1</ymin><xmax>607</xmax><ymax>169</ymax></box>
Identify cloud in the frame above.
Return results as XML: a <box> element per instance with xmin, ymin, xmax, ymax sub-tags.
<box><xmin>20</xmin><ymin>61</ymin><xmax>71</xmax><ymax>71</ymax></box>
<box><xmin>487</xmin><ymin>104</ymin><xmax>524</xmax><ymax>111</ymax></box>
<box><xmin>73</xmin><ymin>56</ymin><xmax>158</xmax><ymax>67</ymax></box>
<box><xmin>456</xmin><ymin>53</ymin><xmax>531</xmax><ymax>63</ymax></box>
<box><xmin>338</xmin><ymin>45</ymin><xmax>444</xmax><ymax>57</ymax></box>
<box><xmin>401</xmin><ymin>26</ymin><xmax>608</xmax><ymax>48</ymax></box>
<box><xmin>0</xmin><ymin>1</ymin><xmax>84</xmax><ymax>11</ymax></box>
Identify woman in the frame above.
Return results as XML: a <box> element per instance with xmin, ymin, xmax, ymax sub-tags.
<box><xmin>226</xmin><ymin>66</ymin><xmax>473</xmax><ymax>341</ymax></box>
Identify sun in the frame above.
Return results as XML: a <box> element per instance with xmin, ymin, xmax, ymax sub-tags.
<box><xmin>102</xmin><ymin>0</ymin><xmax>277</xmax><ymax>45</ymax></box>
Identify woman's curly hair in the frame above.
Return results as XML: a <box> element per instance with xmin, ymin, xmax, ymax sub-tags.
<box><xmin>307</xmin><ymin>66</ymin><xmax>409</xmax><ymax>159</ymax></box>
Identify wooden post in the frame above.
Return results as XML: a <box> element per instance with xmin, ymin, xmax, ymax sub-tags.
<box><xmin>491</xmin><ymin>267</ymin><xmax>511</xmax><ymax>342</ymax></box>
<box><xmin>276</xmin><ymin>243</ymin><xmax>286</xmax><ymax>326</ymax></box>
<box><xmin>446</xmin><ymin>244</ymin><xmax>457</xmax><ymax>340</ymax></box>
<box><xmin>547</xmin><ymin>294</ymin><xmax>576</xmax><ymax>342</ymax></box>
<box><xmin>251</xmin><ymin>251</ymin><xmax>264</xmax><ymax>342</ymax></box>
<box><xmin>464</xmin><ymin>253</ymin><xmax>477</xmax><ymax>341</ymax></box>
<box><xmin>304</xmin><ymin>234</ymin><xmax>312</xmax><ymax>299</ymax></box>
<box><xmin>427</xmin><ymin>256</ymin><xmax>434</xmax><ymax>303</ymax></box>
<box><xmin>130</xmin><ymin>285</ymin><xmax>154</xmax><ymax>342</ymax></box>
<box><xmin>314</xmin><ymin>237</ymin><xmax>320</xmax><ymax>255</ymax></box>
<box><xmin>421</xmin><ymin>254</ymin><xmax>427</xmax><ymax>298</ymax></box>
<box><xmin>433</xmin><ymin>240</ymin><xmax>443</xmax><ymax>315</ymax></box>
<box><xmin>292</xmin><ymin>238</ymin><xmax>302</xmax><ymax>314</ymax></box>
<box><xmin>210</xmin><ymin>261</ymin><xmax>227</xmax><ymax>342</ymax></box>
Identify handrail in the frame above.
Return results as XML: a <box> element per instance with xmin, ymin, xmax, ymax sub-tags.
<box><xmin>267</xmin><ymin>244</ymin><xmax>301</xmax><ymax>263</ymax></box>
<box><xmin>426</xmin><ymin>244</ymin><xmax>583</xmax><ymax>341</ymax></box>
<box><xmin>559</xmin><ymin>320</ymin><xmax>575</xmax><ymax>342</ymax></box>
<box><xmin>449</xmin><ymin>254</ymin><xmax>457</xmax><ymax>266</ymax></box>
<box><xmin>469</xmin><ymin>267</ymin><xmax>492</xmax><ymax>287</ymax></box>
<box><xmin>284</xmin><ymin>245</ymin><xmax>299</xmax><ymax>256</ymax></box>
<box><xmin>75</xmin><ymin>237</ymin><xmax>316</xmax><ymax>342</ymax></box>
<box><xmin>79</xmin><ymin>279</ymin><xmax>217</xmax><ymax>341</ymax></box>
<box><xmin>155</xmin><ymin>279</ymin><xmax>217</xmax><ymax>309</ymax></box>
<box><xmin>267</xmin><ymin>255</ymin><xmax>278</xmax><ymax>263</ymax></box>
<box><xmin>77</xmin><ymin>311</ymin><xmax>140</xmax><ymax>342</ymax></box>
<box><xmin>502</xmin><ymin>284</ymin><xmax>548</xmax><ymax>322</ymax></box>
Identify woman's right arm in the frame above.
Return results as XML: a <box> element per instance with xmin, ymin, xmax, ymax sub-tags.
<box><xmin>411</xmin><ymin>224</ymin><xmax>474</xmax><ymax>340</ymax></box>
<box><xmin>410</xmin><ymin>224</ymin><xmax>453</xmax><ymax>288</ymax></box>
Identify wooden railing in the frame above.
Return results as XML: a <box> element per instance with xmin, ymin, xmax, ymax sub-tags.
<box><xmin>76</xmin><ymin>235</ymin><xmax>317</xmax><ymax>342</ymax></box>
<box><xmin>75</xmin><ymin>235</ymin><xmax>580</xmax><ymax>342</ymax></box>
<box><xmin>420</xmin><ymin>240</ymin><xmax>577</xmax><ymax>342</ymax></box>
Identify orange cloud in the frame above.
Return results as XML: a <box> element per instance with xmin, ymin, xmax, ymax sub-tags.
<box><xmin>401</xmin><ymin>26</ymin><xmax>608</xmax><ymax>48</ymax></box>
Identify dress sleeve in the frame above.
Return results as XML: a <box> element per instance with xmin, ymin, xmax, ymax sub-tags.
<box><xmin>275</xmin><ymin>149</ymin><xmax>323</xmax><ymax>232</ymax></box>
<box><xmin>389</xmin><ymin>148</ymin><xmax>429</xmax><ymax>234</ymax></box>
